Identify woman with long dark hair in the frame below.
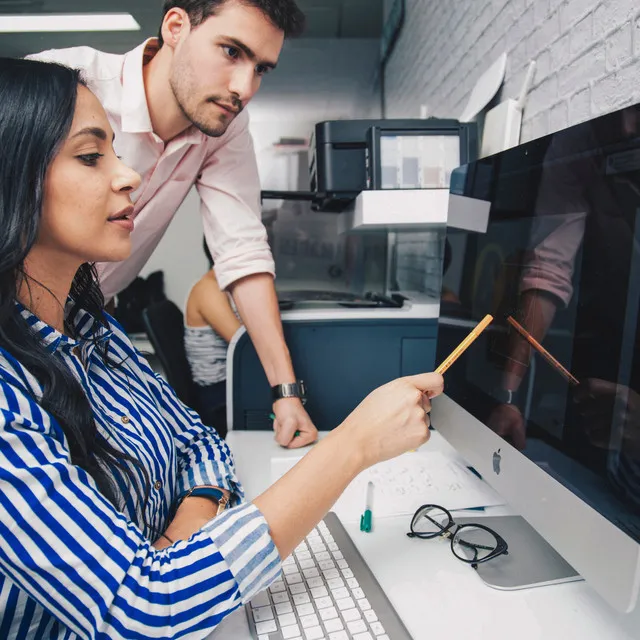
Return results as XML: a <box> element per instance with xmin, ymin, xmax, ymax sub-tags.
<box><xmin>0</xmin><ymin>57</ymin><xmax>443</xmax><ymax>639</ymax></box>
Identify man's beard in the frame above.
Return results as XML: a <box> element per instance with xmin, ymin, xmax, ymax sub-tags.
<box><xmin>170</xmin><ymin>76</ymin><xmax>242</xmax><ymax>138</ymax></box>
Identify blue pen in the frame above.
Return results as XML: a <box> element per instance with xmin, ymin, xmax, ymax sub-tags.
<box><xmin>360</xmin><ymin>481</ymin><xmax>374</xmax><ymax>532</ymax></box>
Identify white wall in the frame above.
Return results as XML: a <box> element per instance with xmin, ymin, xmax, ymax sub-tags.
<box><xmin>140</xmin><ymin>38</ymin><xmax>382</xmax><ymax>306</ymax></box>
<box><xmin>383</xmin><ymin>0</ymin><xmax>640</xmax><ymax>141</ymax></box>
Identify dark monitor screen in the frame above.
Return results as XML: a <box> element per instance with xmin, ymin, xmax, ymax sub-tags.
<box><xmin>439</xmin><ymin>105</ymin><xmax>640</xmax><ymax>544</ymax></box>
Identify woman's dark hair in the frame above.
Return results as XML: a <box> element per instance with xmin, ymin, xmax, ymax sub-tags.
<box><xmin>158</xmin><ymin>0</ymin><xmax>305</xmax><ymax>46</ymax></box>
<box><xmin>0</xmin><ymin>58</ymin><xmax>149</xmax><ymax>526</ymax></box>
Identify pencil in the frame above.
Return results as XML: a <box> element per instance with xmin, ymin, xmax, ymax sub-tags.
<box><xmin>506</xmin><ymin>316</ymin><xmax>579</xmax><ymax>386</ymax></box>
<box><xmin>435</xmin><ymin>314</ymin><xmax>494</xmax><ymax>375</ymax></box>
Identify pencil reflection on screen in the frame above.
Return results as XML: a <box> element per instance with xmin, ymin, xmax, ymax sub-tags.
<box><xmin>506</xmin><ymin>316</ymin><xmax>579</xmax><ymax>386</ymax></box>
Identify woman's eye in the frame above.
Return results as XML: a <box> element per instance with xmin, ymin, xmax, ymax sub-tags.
<box><xmin>222</xmin><ymin>45</ymin><xmax>240</xmax><ymax>59</ymax></box>
<box><xmin>77</xmin><ymin>153</ymin><xmax>104</xmax><ymax>166</ymax></box>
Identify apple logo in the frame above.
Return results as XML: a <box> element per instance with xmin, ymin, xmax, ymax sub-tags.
<box><xmin>492</xmin><ymin>449</ymin><xmax>502</xmax><ymax>475</ymax></box>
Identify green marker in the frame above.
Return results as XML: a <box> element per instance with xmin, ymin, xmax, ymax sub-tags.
<box><xmin>269</xmin><ymin>413</ymin><xmax>300</xmax><ymax>438</ymax></box>
<box><xmin>360</xmin><ymin>481</ymin><xmax>374</xmax><ymax>533</ymax></box>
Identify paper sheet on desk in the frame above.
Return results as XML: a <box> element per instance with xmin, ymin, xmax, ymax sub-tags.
<box><xmin>270</xmin><ymin>451</ymin><xmax>505</xmax><ymax>523</ymax></box>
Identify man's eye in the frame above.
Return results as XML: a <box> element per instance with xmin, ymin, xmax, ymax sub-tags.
<box><xmin>222</xmin><ymin>45</ymin><xmax>240</xmax><ymax>59</ymax></box>
<box><xmin>256</xmin><ymin>65</ymin><xmax>270</xmax><ymax>77</ymax></box>
<box><xmin>77</xmin><ymin>153</ymin><xmax>104</xmax><ymax>166</ymax></box>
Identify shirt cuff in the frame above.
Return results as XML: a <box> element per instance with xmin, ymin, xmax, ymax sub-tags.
<box><xmin>202</xmin><ymin>502</ymin><xmax>281</xmax><ymax>603</ymax></box>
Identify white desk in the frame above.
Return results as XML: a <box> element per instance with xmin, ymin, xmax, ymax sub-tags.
<box><xmin>210</xmin><ymin>431</ymin><xmax>640</xmax><ymax>640</ymax></box>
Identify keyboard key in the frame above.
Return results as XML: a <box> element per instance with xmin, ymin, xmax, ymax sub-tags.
<box><xmin>255</xmin><ymin>620</ymin><xmax>277</xmax><ymax>635</ymax></box>
<box><xmin>304</xmin><ymin>626</ymin><xmax>324</xmax><ymax>640</ymax></box>
<box><xmin>296</xmin><ymin>550</ymin><xmax>312</xmax><ymax>561</ymax></box>
<box><xmin>342</xmin><ymin>569</ymin><xmax>354</xmax><ymax>579</ymax></box>
<box><xmin>299</xmin><ymin>558</ymin><xmax>315</xmax><ymax>570</ymax></box>
<box><xmin>286</xmin><ymin>573</ymin><xmax>303</xmax><ymax>585</ymax></box>
<box><xmin>272</xmin><ymin>592</ymin><xmax>290</xmax><ymax>604</ymax></box>
<box><xmin>270</xmin><ymin>580</ymin><xmax>286</xmax><ymax>594</ymax></box>
<box><xmin>346</xmin><ymin>577</ymin><xmax>359</xmax><ymax>589</ymax></box>
<box><xmin>296</xmin><ymin>542</ymin><xmax>309</xmax><ymax>552</ymax></box>
<box><xmin>299</xmin><ymin>613</ymin><xmax>320</xmax><ymax>629</ymax></box>
<box><xmin>328</xmin><ymin>632</ymin><xmax>348</xmax><ymax>640</ymax></box>
<box><xmin>290</xmin><ymin>584</ymin><xmax>307</xmax><ymax>595</ymax></box>
<box><xmin>281</xmin><ymin>623</ymin><xmax>301</xmax><ymax>639</ymax></box>
<box><xmin>278</xmin><ymin>612</ymin><xmax>297</xmax><ymax>627</ymax></box>
<box><xmin>252</xmin><ymin>606</ymin><xmax>274</xmax><ymax>623</ymax></box>
<box><xmin>324</xmin><ymin>617</ymin><xmax>344</xmax><ymax>632</ymax></box>
<box><xmin>364</xmin><ymin>609</ymin><xmax>378</xmax><ymax>623</ymax></box>
<box><xmin>331</xmin><ymin>587</ymin><xmax>349</xmax><ymax>600</ymax></box>
<box><xmin>293</xmin><ymin>593</ymin><xmax>311</xmax><ymax>605</ymax></box>
<box><xmin>318</xmin><ymin>560</ymin><xmax>336</xmax><ymax>571</ymax></box>
<box><xmin>314</xmin><ymin>595</ymin><xmax>332</xmax><ymax>609</ymax></box>
<box><xmin>303</xmin><ymin>567</ymin><xmax>320</xmax><ymax>579</ymax></box>
<box><xmin>327</xmin><ymin>577</ymin><xmax>344</xmax><ymax>590</ymax></box>
<box><xmin>357</xmin><ymin>598</ymin><xmax>371</xmax><ymax>611</ymax></box>
<box><xmin>370</xmin><ymin>621</ymin><xmax>386</xmax><ymax>635</ymax></box>
<box><xmin>296</xmin><ymin>602</ymin><xmax>314</xmax><ymax>616</ymax></box>
<box><xmin>283</xmin><ymin>555</ymin><xmax>296</xmax><ymax>565</ymax></box>
<box><xmin>314</xmin><ymin>551</ymin><xmax>331</xmax><ymax>561</ymax></box>
<box><xmin>307</xmin><ymin>577</ymin><xmax>324</xmax><ymax>589</ymax></box>
<box><xmin>342</xmin><ymin>608</ymin><xmax>361</xmax><ymax>622</ymax></box>
<box><xmin>332</xmin><ymin>551</ymin><xmax>344</xmax><ymax>560</ymax></box>
<box><xmin>319</xmin><ymin>606</ymin><xmax>339</xmax><ymax>621</ymax></box>
<box><xmin>275</xmin><ymin>601</ymin><xmax>294</xmax><ymax>615</ymax></box>
<box><xmin>328</xmin><ymin>542</ymin><xmax>339</xmax><ymax>551</ymax></box>
<box><xmin>353</xmin><ymin>633</ymin><xmax>374</xmax><ymax>640</ymax></box>
<box><xmin>352</xmin><ymin>588</ymin><xmax>365</xmax><ymax>599</ymax></box>
<box><xmin>335</xmin><ymin>597</ymin><xmax>355</xmax><ymax>611</ymax></box>
<box><xmin>323</xmin><ymin>568</ymin><xmax>340</xmax><ymax>580</ymax></box>
<box><xmin>283</xmin><ymin>564</ymin><xmax>299</xmax><ymax>575</ymax></box>
<box><xmin>377</xmin><ymin>636</ymin><xmax>390</xmax><ymax>640</ymax></box>
<box><xmin>250</xmin><ymin>591</ymin><xmax>271</xmax><ymax>608</ymax></box>
<box><xmin>347</xmin><ymin>619</ymin><xmax>367</xmax><ymax>634</ymax></box>
<box><xmin>336</xmin><ymin>558</ymin><xmax>348</xmax><ymax>568</ymax></box>
<box><xmin>310</xmin><ymin>586</ymin><xmax>328</xmax><ymax>599</ymax></box>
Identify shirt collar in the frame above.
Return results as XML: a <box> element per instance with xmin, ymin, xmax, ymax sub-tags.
<box><xmin>121</xmin><ymin>37</ymin><xmax>207</xmax><ymax>147</ymax></box>
<box><xmin>15</xmin><ymin>302</ymin><xmax>113</xmax><ymax>354</ymax></box>
<box><xmin>121</xmin><ymin>38</ymin><xmax>158</xmax><ymax>134</ymax></box>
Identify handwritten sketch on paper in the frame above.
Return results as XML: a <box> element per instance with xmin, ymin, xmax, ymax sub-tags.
<box><xmin>271</xmin><ymin>450</ymin><xmax>504</xmax><ymax>524</ymax></box>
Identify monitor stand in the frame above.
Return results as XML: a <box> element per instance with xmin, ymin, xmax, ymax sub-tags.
<box><xmin>455</xmin><ymin>515</ymin><xmax>582</xmax><ymax>590</ymax></box>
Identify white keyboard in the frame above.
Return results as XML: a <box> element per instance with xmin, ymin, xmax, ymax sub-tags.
<box><xmin>245</xmin><ymin>512</ymin><xmax>412</xmax><ymax>640</ymax></box>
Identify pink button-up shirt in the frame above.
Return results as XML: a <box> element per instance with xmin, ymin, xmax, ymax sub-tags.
<box><xmin>28</xmin><ymin>39</ymin><xmax>275</xmax><ymax>299</ymax></box>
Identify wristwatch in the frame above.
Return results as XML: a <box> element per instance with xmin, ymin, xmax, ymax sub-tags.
<box><xmin>494</xmin><ymin>388</ymin><xmax>519</xmax><ymax>405</ymax></box>
<box><xmin>272</xmin><ymin>380</ymin><xmax>307</xmax><ymax>405</ymax></box>
<box><xmin>177</xmin><ymin>486</ymin><xmax>230</xmax><ymax>517</ymax></box>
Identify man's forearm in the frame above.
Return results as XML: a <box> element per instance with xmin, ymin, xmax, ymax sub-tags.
<box><xmin>229</xmin><ymin>273</ymin><xmax>296</xmax><ymax>385</ymax></box>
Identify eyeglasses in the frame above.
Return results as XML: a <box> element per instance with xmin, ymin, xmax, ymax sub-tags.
<box><xmin>406</xmin><ymin>504</ymin><xmax>509</xmax><ymax>569</ymax></box>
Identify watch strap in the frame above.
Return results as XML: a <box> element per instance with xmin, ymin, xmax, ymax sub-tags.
<box><xmin>177</xmin><ymin>486</ymin><xmax>230</xmax><ymax>516</ymax></box>
<box><xmin>272</xmin><ymin>380</ymin><xmax>307</xmax><ymax>405</ymax></box>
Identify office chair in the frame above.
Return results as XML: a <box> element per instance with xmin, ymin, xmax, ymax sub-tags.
<box><xmin>142</xmin><ymin>300</ymin><xmax>194</xmax><ymax>407</ymax></box>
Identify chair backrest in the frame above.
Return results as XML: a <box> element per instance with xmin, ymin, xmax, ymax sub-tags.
<box><xmin>142</xmin><ymin>300</ymin><xmax>194</xmax><ymax>406</ymax></box>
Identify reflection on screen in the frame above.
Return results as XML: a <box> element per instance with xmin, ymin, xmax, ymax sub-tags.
<box><xmin>439</xmin><ymin>105</ymin><xmax>640</xmax><ymax>543</ymax></box>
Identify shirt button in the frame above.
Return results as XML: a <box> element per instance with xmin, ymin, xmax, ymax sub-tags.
<box><xmin>154</xmin><ymin>480</ymin><xmax>163</xmax><ymax>491</ymax></box>
<box><xmin>121</xmin><ymin>416</ymin><xmax>130</xmax><ymax>424</ymax></box>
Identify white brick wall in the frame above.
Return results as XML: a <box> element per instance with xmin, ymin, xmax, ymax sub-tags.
<box><xmin>383</xmin><ymin>0</ymin><xmax>640</xmax><ymax>141</ymax></box>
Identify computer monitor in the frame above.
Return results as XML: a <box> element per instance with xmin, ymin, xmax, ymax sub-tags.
<box><xmin>431</xmin><ymin>103</ymin><xmax>640</xmax><ymax>612</ymax></box>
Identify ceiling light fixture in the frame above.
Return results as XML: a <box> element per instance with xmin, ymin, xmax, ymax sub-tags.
<box><xmin>0</xmin><ymin>13</ymin><xmax>140</xmax><ymax>32</ymax></box>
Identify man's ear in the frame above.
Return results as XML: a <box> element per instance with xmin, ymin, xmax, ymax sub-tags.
<box><xmin>161</xmin><ymin>8</ymin><xmax>190</xmax><ymax>48</ymax></box>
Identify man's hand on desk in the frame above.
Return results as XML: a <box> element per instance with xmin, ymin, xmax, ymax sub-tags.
<box><xmin>272</xmin><ymin>397</ymin><xmax>318</xmax><ymax>448</ymax></box>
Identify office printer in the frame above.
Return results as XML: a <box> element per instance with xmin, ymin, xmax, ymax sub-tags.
<box><xmin>309</xmin><ymin>118</ymin><xmax>478</xmax><ymax>211</ymax></box>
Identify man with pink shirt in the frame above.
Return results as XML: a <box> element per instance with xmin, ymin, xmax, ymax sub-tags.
<box><xmin>28</xmin><ymin>0</ymin><xmax>318</xmax><ymax>448</ymax></box>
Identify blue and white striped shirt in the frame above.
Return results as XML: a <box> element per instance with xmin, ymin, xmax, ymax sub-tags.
<box><xmin>0</xmin><ymin>305</ymin><xmax>281</xmax><ymax>639</ymax></box>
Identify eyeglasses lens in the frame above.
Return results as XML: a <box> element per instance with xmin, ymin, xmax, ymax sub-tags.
<box><xmin>452</xmin><ymin>526</ymin><xmax>499</xmax><ymax>562</ymax></box>
<box><xmin>413</xmin><ymin>506</ymin><xmax>450</xmax><ymax>536</ymax></box>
